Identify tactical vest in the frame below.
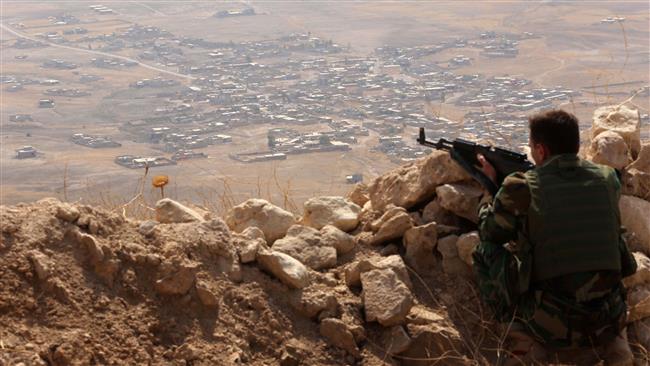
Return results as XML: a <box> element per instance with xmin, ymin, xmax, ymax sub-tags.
<box><xmin>525</xmin><ymin>154</ymin><xmax>621</xmax><ymax>282</ymax></box>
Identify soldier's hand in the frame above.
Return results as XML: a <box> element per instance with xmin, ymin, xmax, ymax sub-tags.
<box><xmin>477</xmin><ymin>154</ymin><xmax>497</xmax><ymax>184</ymax></box>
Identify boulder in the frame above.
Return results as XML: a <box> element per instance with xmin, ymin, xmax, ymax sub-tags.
<box><xmin>347</xmin><ymin>183</ymin><xmax>370</xmax><ymax>207</ymax></box>
<box><xmin>302</xmin><ymin>196</ymin><xmax>361</xmax><ymax>232</ymax></box>
<box><xmin>369</xmin><ymin>207</ymin><xmax>413</xmax><ymax>246</ymax></box>
<box><xmin>368</xmin><ymin>150</ymin><xmax>470</xmax><ymax>211</ymax></box>
<box><xmin>435</xmin><ymin>183</ymin><xmax>483</xmax><ymax>223</ymax></box>
<box><xmin>628</xmin><ymin>285</ymin><xmax>650</xmax><ymax>322</ymax></box>
<box><xmin>622</xmin><ymin>143</ymin><xmax>650</xmax><ymax>199</ymax></box>
<box><xmin>345</xmin><ymin>255</ymin><xmax>412</xmax><ymax>289</ymax></box>
<box><xmin>319</xmin><ymin>318</ymin><xmax>360</xmax><ymax>357</ymax></box>
<box><xmin>401</xmin><ymin>319</ymin><xmax>464</xmax><ymax>365</ymax></box>
<box><xmin>456</xmin><ymin>231</ymin><xmax>480</xmax><ymax>267</ymax></box>
<box><xmin>421</xmin><ymin>199</ymin><xmax>457</xmax><ymax>226</ymax></box>
<box><xmin>437</xmin><ymin>235</ymin><xmax>472</xmax><ymax>277</ymax></box>
<box><xmin>619</xmin><ymin>195</ymin><xmax>650</xmax><ymax>255</ymax></box>
<box><xmin>289</xmin><ymin>286</ymin><xmax>339</xmax><ymax>319</ymax></box>
<box><xmin>591</xmin><ymin>105</ymin><xmax>641</xmax><ymax>157</ymax></box>
<box><xmin>195</xmin><ymin>281</ymin><xmax>219</xmax><ymax>307</ymax></box>
<box><xmin>272</xmin><ymin>225</ymin><xmax>337</xmax><ymax>270</ymax></box>
<box><xmin>226</xmin><ymin>199</ymin><xmax>296</xmax><ymax>243</ymax></box>
<box><xmin>403</xmin><ymin>222</ymin><xmax>437</xmax><ymax>271</ymax></box>
<box><xmin>589</xmin><ymin>130</ymin><xmax>632</xmax><ymax>170</ymax></box>
<box><xmin>383</xmin><ymin>325</ymin><xmax>411</xmax><ymax>355</ymax></box>
<box><xmin>361</xmin><ymin>268</ymin><xmax>413</xmax><ymax>326</ymax></box>
<box><xmin>623</xmin><ymin>252</ymin><xmax>650</xmax><ymax>288</ymax></box>
<box><xmin>55</xmin><ymin>203</ymin><xmax>80</xmax><ymax>223</ymax></box>
<box><xmin>320</xmin><ymin>225</ymin><xmax>355</xmax><ymax>254</ymax></box>
<box><xmin>437</xmin><ymin>235</ymin><xmax>459</xmax><ymax>259</ymax></box>
<box><xmin>155</xmin><ymin>198</ymin><xmax>205</xmax><ymax>224</ymax></box>
<box><xmin>407</xmin><ymin>305</ymin><xmax>447</xmax><ymax>325</ymax></box>
<box><xmin>155</xmin><ymin>261</ymin><xmax>199</xmax><ymax>296</ymax></box>
<box><xmin>235</xmin><ymin>236</ymin><xmax>263</xmax><ymax>264</ymax></box>
<box><xmin>256</xmin><ymin>250</ymin><xmax>310</xmax><ymax>289</ymax></box>
<box><xmin>27</xmin><ymin>250</ymin><xmax>53</xmax><ymax>280</ymax></box>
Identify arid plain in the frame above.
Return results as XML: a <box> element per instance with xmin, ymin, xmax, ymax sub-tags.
<box><xmin>1</xmin><ymin>1</ymin><xmax>648</xmax><ymax>214</ymax></box>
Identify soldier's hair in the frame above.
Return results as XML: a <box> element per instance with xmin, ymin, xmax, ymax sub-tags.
<box><xmin>528</xmin><ymin>110</ymin><xmax>580</xmax><ymax>155</ymax></box>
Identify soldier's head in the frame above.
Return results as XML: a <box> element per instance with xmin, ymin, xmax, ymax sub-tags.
<box><xmin>528</xmin><ymin>109</ymin><xmax>580</xmax><ymax>165</ymax></box>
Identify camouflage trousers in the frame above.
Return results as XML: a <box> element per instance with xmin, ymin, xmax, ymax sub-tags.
<box><xmin>472</xmin><ymin>240</ymin><xmax>627</xmax><ymax>349</ymax></box>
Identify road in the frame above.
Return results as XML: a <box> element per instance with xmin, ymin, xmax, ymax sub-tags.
<box><xmin>0</xmin><ymin>22</ymin><xmax>195</xmax><ymax>82</ymax></box>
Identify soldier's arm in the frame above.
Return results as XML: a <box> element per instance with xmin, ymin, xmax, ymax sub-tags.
<box><xmin>478</xmin><ymin>172</ymin><xmax>530</xmax><ymax>245</ymax></box>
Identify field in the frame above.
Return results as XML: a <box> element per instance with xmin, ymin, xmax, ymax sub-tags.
<box><xmin>1</xmin><ymin>0</ymin><xmax>648</xmax><ymax>210</ymax></box>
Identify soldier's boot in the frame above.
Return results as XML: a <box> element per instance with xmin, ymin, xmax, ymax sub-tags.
<box><xmin>501</xmin><ymin>329</ymin><xmax>548</xmax><ymax>366</ymax></box>
<box><xmin>601</xmin><ymin>330</ymin><xmax>633</xmax><ymax>366</ymax></box>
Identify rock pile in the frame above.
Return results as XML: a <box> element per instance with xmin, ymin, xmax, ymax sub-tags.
<box><xmin>1</xmin><ymin>105</ymin><xmax>648</xmax><ymax>365</ymax></box>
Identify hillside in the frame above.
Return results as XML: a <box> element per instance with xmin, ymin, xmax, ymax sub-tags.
<box><xmin>1</xmin><ymin>105</ymin><xmax>649</xmax><ymax>366</ymax></box>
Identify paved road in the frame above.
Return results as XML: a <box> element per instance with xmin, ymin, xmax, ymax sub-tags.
<box><xmin>0</xmin><ymin>22</ymin><xmax>195</xmax><ymax>82</ymax></box>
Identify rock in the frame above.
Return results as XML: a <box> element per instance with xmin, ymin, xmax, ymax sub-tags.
<box><xmin>241</xmin><ymin>226</ymin><xmax>266</xmax><ymax>241</ymax></box>
<box><xmin>27</xmin><ymin>250</ymin><xmax>53</xmax><ymax>280</ymax></box>
<box><xmin>369</xmin><ymin>207</ymin><xmax>413</xmax><ymax>246</ymax></box>
<box><xmin>403</xmin><ymin>222</ymin><xmax>437</xmax><ymax>271</ymax></box>
<box><xmin>629</xmin><ymin>318</ymin><xmax>650</xmax><ymax>356</ymax></box>
<box><xmin>456</xmin><ymin>231</ymin><xmax>479</xmax><ymax>266</ymax></box>
<box><xmin>591</xmin><ymin>105</ymin><xmax>641</xmax><ymax>157</ymax></box>
<box><xmin>623</xmin><ymin>252</ymin><xmax>650</xmax><ymax>288</ymax></box>
<box><xmin>435</xmin><ymin>183</ymin><xmax>483</xmax><ymax>223</ymax></box>
<box><xmin>75</xmin><ymin>231</ymin><xmax>104</xmax><ymax>265</ymax></box>
<box><xmin>407</xmin><ymin>305</ymin><xmax>447</xmax><ymax>325</ymax></box>
<box><xmin>302</xmin><ymin>196</ymin><xmax>361</xmax><ymax>231</ymax></box>
<box><xmin>442</xmin><ymin>257</ymin><xmax>473</xmax><ymax>278</ymax></box>
<box><xmin>621</xmin><ymin>168</ymin><xmax>650</xmax><ymax>200</ymax></box>
<box><xmin>437</xmin><ymin>235</ymin><xmax>459</xmax><ymax>259</ymax></box>
<box><xmin>347</xmin><ymin>183</ymin><xmax>370</xmax><ymax>207</ymax></box>
<box><xmin>380</xmin><ymin>244</ymin><xmax>400</xmax><ymax>256</ymax></box>
<box><xmin>620</xmin><ymin>195</ymin><xmax>650</xmax><ymax>255</ymax></box>
<box><xmin>55</xmin><ymin>203</ymin><xmax>80</xmax><ymax>223</ymax></box>
<box><xmin>421</xmin><ymin>200</ymin><xmax>459</xmax><ymax>226</ymax></box>
<box><xmin>257</xmin><ymin>250</ymin><xmax>310</xmax><ymax>289</ymax></box>
<box><xmin>226</xmin><ymin>199</ymin><xmax>296</xmax><ymax>243</ymax></box>
<box><xmin>345</xmin><ymin>255</ymin><xmax>412</xmax><ymax>289</ymax></box>
<box><xmin>320</xmin><ymin>225</ymin><xmax>355</xmax><ymax>255</ymax></box>
<box><xmin>622</xmin><ymin>143</ymin><xmax>650</xmax><ymax>199</ymax></box>
<box><xmin>369</xmin><ymin>150</ymin><xmax>470</xmax><ymax>211</ymax></box>
<box><xmin>272</xmin><ymin>225</ymin><xmax>337</xmax><ymax>270</ymax></box>
<box><xmin>319</xmin><ymin>318</ymin><xmax>360</xmax><ymax>357</ymax></box>
<box><xmin>138</xmin><ymin>220</ymin><xmax>158</xmax><ymax>236</ymax></box>
<box><xmin>195</xmin><ymin>281</ymin><xmax>219</xmax><ymax>307</ymax></box>
<box><xmin>358</xmin><ymin>200</ymin><xmax>380</xmax><ymax>229</ymax></box>
<box><xmin>361</xmin><ymin>268</ymin><xmax>413</xmax><ymax>326</ymax></box>
<box><xmin>155</xmin><ymin>198</ymin><xmax>205</xmax><ymax>223</ymax></box>
<box><xmin>589</xmin><ymin>130</ymin><xmax>632</xmax><ymax>170</ymax></box>
<box><xmin>628</xmin><ymin>285</ymin><xmax>650</xmax><ymax>322</ymax></box>
<box><xmin>238</xmin><ymin>237</ymin><xmax>263</xmax><ymax>264</ymax></box>
<box><xmin>401</xmin><ymin>320</ymin><xmax>464</xmax><ymax>365</ymax></box>
<box><xmin>155</xmin><ymin>261</ymin><xmax>198</xmax><ymax>296</ymax></box>
<box><xmin>383</xmin><ymin>325</ymin><xmax>411</xmax><ymax>355</ymax></box>
<box><xmin>289</xmin><ymin>286</ymin><xmax>339</xmax><ymax>319</ymax></box>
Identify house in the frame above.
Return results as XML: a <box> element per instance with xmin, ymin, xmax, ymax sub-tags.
<box><xmin>15</xmin><ymin>146</ymin><xmax>37</xmax><ymax>159</ymax></box>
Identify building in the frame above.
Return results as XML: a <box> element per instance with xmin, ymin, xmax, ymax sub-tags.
<box><xmin>15</xmin><ymin>146</ymin><xmax>37</xmax><ymax>159</ymax></box>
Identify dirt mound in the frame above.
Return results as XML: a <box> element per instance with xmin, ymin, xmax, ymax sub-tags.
<box><xmin>0</xmin><ymin>198</ymin><xmax>483</xmax><ymax>365</ymax></box>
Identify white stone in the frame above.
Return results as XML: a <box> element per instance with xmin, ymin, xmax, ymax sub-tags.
<box><xmin>345</xmin><ymin>255</ymin><xmax>412</xmax><ymax>289</ymax></box>
<box><xmin>272</xmin><ymin>225</ymin><xmax>337</xmax><ymax>270</ymax></box>
<box><xmin>403</xmin><ymin>222</ymin><xmax>437</xmax><ymax>271</ymax></box>
<box><xmin>435</xmin><ymin>183</ymin><xmax>483</xmax><ymax>223</ymax></box>
<box><xmin>369</xmin><ymin>207</ymin><xmax>413</xmax><ymax>246</ymax></box>
<box><xmin>27</xmin><ymin>250</ymin><xmax>53</xmax><ymax>280</ymax></box>
<box><xmin>623</xmin><ymin>252</ymin><xmax>650</xmax><ymax>289</ymax></box>
<box><xmin>256</xmin><ymin>250</ymin><xmax>310</xmax><ymax>289</ymax></box>
<box><xmin>319</xmin><ymin>318</ymin><xmax>360</xmax><ymax>357</ymax></box>
<box><xmin>155</xmin><ymin>198</ymin><xmax>204</xmax><ymax>224</ymax></box>
<box><xmin>302</xmin><ymin>196</ymin><xmax>361</xmax><ymax>232</ymax></box>
<box><xmin>368</xmin><ymin>150</ymin><xmax>470</xmax><ymax>211</ymax></box>
<box><xmin>55</xmin><ymin>203</ymin><xmax>80</xmax><ymax>223</ymax></box>
<box><xmin>456</xmin><ymin>231</ymin><xmax>480</xmax><ymax>267</ymax></box>
<box><xmin>320</xmin><ymin>225</ymin><xmax>355</xmax><ymax>254</ymax></box>
<box><xmin>622</xmin><ymin>143</ymin><xmax>650</xmax><ymax>199</ymax></box>
<box><xmin>589</xmin><ymin>130</ymin><xmax>632</xmax><ymax>170</ymax></box>
<box><xmin>619</xmin><ymin>195</ymin><xmax>650</xmax><ymax>255</ymax></box>
<box><xmin>225</xmin><ymin>199</ymin><xmax>296</xmax><ymax>243</ymax></box>
<box><xmin>591</xmin><ymin>105</ymin><xmax>641</xmax><ymax>157</ymax></box>
<box><xmin>361</xmin><ymin>268</ymin><xmax>413</xmax><ymax>326</ymax></box>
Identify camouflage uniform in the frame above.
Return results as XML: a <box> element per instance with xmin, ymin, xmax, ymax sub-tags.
<box><xmin>473</xmin><ymin>154</ymin><xmax>638</xmax><ymax>348</ymax></box>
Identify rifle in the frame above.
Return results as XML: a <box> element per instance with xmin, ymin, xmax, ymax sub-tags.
<box><xmin>417</xmin><ymin>127</ymin><xmax>534</xmax><ymax>196</ymax></box>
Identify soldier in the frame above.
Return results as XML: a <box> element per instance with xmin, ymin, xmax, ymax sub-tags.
<box><xmin>473</xmin><ymin>110</ymin><xmax>638</xmax><ymax>365</ymax></box>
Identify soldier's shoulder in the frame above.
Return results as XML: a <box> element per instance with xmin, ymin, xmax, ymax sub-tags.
<box><xmin>494</xmin><ymin>172</ymin><xmax>531</xmax><ymax>215</ymax></box>
<box><xmin>501</xmin><ymin>172</ymin><xmax>530</xmax><ymax>193</ymax></box>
